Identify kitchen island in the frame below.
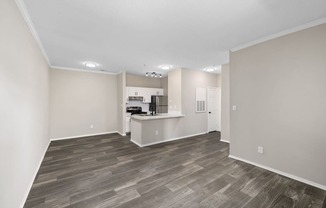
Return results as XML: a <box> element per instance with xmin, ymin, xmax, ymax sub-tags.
<box><xmin>130</xmin><ymin>113</ymin><xmax>185</xmax><ymax>147</ymax></box>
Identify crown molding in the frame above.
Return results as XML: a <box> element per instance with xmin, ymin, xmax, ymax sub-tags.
<box><xmin>51</xmin><ymin>65</ymin><xmax>118</xmax><ymax>75</ymax></box>
<box><xmin>231</xmin><ymin>17</ymin><xmax>326</xmax><ymax>52</ymax></box>
<box><xmin>15</xmin><ymin>0</ymin><xmax>51</xmax><ymax>66</ymax></box>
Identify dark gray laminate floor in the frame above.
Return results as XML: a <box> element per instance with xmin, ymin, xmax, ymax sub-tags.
<box><xmin>24</xmin><ymin>132</ymin><xmax>326</xmax><ymax>208</ymax></box>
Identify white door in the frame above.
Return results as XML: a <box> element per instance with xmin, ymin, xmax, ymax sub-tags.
<box><xmin>207</xmin><ymin>87</ymin><xmax>220</xmax><ymax>132</ymax></box>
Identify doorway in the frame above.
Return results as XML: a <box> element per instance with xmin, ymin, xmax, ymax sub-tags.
<box><xmin>207</xmin><ymin>87</ymin><xmax>221</xmax><ymax>132</ymax></box>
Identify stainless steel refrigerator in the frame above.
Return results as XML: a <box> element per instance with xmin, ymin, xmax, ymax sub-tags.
<box><xmin>150</xmin><ymin>96</ymin><xmax>168</xmax><ymax>114</ymax></box>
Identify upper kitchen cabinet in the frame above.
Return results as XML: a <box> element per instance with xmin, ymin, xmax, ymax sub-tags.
<box><xmin>153</xmin><ymin>88</ymin><xmax>163</xmax><ymax>96</ymax></box>
<box><xmin>126</xmin><ymin>87</ymin><xmax>164</xmax><ymax>103</ymax></box>
<box><xmin>128</xmin><ymin>87</ymin><xmax>143</xmax><ymax>96</ymax></box>
<box><xmin>126</xmin><ymin>87</ymin><xmax>144</xmax><ymax>103</ymax></box>
<box><xmin>143</xmin><ymin>88</ymin><xmax>164</xmax><ymax>103</ymax></box>
<box><xmin>142</xmin><ymin>89</ymin><xmax>151</xmax><ymax>103</ymax></box>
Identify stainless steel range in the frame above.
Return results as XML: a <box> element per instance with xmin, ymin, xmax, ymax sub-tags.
<box><xmin>126</xmin><ymin>106</ymin><xmax>147</xmax><ymax>115</ymax></box>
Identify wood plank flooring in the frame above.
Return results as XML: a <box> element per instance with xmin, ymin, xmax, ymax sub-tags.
<box><xmin>24</xmin><ymin>132</ymin><xmax>326</xmax><ymax>208</ymax></box>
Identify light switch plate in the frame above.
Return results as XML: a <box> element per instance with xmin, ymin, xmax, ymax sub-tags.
<box><xmin>258</xmin><ymin>146</ymin><xmax>264</xmax><ymax>154</ymax></box>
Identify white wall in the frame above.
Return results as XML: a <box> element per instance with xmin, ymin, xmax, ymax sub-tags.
<box><xmin>0</xmin><ymin>0</ymin><xmax>50</xmax><ymax>207</ymax></box>
<box><xmin>221</xmin><ymin>64</ymin><xmax>230</xmax><ymax>142</ymax></box>
<box><xmin>50</xmin><ymin>69</ymin><xmax>118</xmax><ymax>139</ymax></box>
<box><xmin>230</xmin><ymin>24</ymin><xmax>326</xmax><ymax>188</ymax></box>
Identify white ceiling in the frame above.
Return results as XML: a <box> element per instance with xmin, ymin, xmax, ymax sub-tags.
<box><xmin>21</xmin><ymin>0</ymin><xmax>326</xmax><ymax>75</ymax></box>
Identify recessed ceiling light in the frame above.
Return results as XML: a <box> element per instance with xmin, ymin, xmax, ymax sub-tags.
<box><xmin>84</xmin><ymin>61</ymin><xmax>99</xmax><ymax>68</ymax></box>
<box><xmin>205</xmin><ymin>67</ymin><xmax>215</xmax><ymax>72</ymax></box>
<box><xmin>159</xmin><ymin>65</ymin><xmax>172</xmax><ymax>70</ymax></box>
<box><xmin>204</xmin><ymin>65</ymin><xmax>221</xmax><ymax>72</ymax></box>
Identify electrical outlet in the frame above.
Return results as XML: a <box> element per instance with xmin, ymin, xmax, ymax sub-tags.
<box><xmin>155</xmin><ymin>130</ymin><xmax>158</xmax><ymax>135</ymax></box>
<box><xmin>258</xmin><ymin>146</ymin><xmax>264</xmax><ymax>154</ymax></box>
<box><xmin>232</xmin><ymin>105</ymin><xmax>237</xmax><ymax>111</ymax></box>
<box><xmin>90</xmin><ymin>124</ymin><xmax>94</xmax><ymax>129</ymax></box>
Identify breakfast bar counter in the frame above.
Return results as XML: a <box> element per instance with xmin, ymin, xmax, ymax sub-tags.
<box><xmin>131</xmin><ymin>113</ymin><xmax>184</xmax><ymax>121</ymax></box>
<box><xmin>130</xmin><ymin>113</ymin><xmax>185</xmax><ymax>147</ymax></box>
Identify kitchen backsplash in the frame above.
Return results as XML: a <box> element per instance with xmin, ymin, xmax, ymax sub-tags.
<box><xmin>126</xmin><ymin>101</ymin><xmax>149</xmax><ymax>112</ymax></box>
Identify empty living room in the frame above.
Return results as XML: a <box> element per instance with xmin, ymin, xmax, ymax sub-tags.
<box><xmin>1</xmin><ymin>0</ymin><xmax>326</xmax><ymax>207</ymax></box>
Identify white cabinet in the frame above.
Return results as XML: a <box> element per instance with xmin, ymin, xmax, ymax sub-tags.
<box><xmin>142</xmin><ymin>90</ymin><xmax>152</xmax><ymax>103</ymax></box>
<box><xmin>154</xmin><ymin>88</ymin><xmax>164</xmax><ymax>96</ymax></box>
<box><xmin>126</xmin><ymin>87</ymin><xmax>145</xmax><ymax>103</ymax></box>
<box><xmin>128</xmin><ymin>87</ymin><xmax>142</xmax><ymax>96</ymax></box>
<box><xmin>142</xmin><ymin>88</ymin><xmax>163</xmax><ymax>103</ymax></box>
<box><xmin>126</xmin><ymin>87</ymin><xmax>164</xmax><ymax>103</ymax></box>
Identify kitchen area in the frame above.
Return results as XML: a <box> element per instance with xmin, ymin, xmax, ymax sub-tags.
<box><xmin>125</xmin><ymin>86</ymin><xmax>167</xmax><ymax>133</ymax></box>
<box><xmin>122</xmin><ymin>69</ymin><xmax>220</xmax><ymax>147</ymax></box>
<box><xmin>125</xmin><ymin>73</ymin><xmax>185</xmax><ymax>146</ymax></box>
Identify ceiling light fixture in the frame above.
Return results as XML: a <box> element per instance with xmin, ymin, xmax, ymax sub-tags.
<box><xmin>84</xmin><ymin>61</ymin><xmax>99</xmax><ymax>68</ymax></box>
<box><xmin>205</xmin><ymin>67</ymin><xmax>216</xmax><ymax>72</ymax></box>
<box><xmin>146</xmin><ymin>72</ymin><xmax>162</xmax><ymax>78</ymax></box>
<box><xmin>159</xmin><ymin>65</ymin><xmax>172</xmax><ymax>70</ymax></box>
<box><xmin>204</xmin><ymin>65</ymin><xmax>221</xmax><ymax>72</ymax></box>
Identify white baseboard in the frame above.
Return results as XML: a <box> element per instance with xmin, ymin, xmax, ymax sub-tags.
<box><xmin>220</xmin><ymin>139</ymin><xmax>230</xmax><ymax>143</ymax></box>
<box><xmin>134</xmin><ymin>132</ymin><xmax>207</xmax><ymax>147</ymax></box>
<box><xmin>229</xmin><ymin>155</ymin><xmax>326</xmax><ymax>191</ymax></box>
<box><xmin>116</xmin><ymin>131</ymin><xmax>126</xmax><ymax>136</ymax></box>
<box><xmin>20</xmin><ymin>139</ymin><xmax>50</xmax><ymax>208</ymax></box>
<box><xmin>50</xmin><ymin>131</ymin><xmax>119</xmax><ymax>141</ymax></box>
<box><xmin>130</xmin><ymin>139</ymin><xmax>142</xmax><ymax>147</ymax></box>
<box><xmin>21</xmin><ymin>131</ymin><xmax>125</xmax><ymax>207</ymax></box>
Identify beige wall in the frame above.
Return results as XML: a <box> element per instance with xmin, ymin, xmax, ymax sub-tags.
<box><xmin>168</xmin><ymin>69</ymin><xmax>182</xmax><ymax>113</ymax></box>
<box><xmin>221</xmin><ymin>64</ymin><xmax>230</xmax><ymax>142</ymax></box>
<box><xmin>217</xmin><ymin>74</ymin><xmax>222</xmax><ymax>132</ymax></box>
<box><xmin>160</xmin><ymin>76</ymin><xmax>168</xmax><ymax>96</ymax></box>
<box><xmin>181</xmin><ymin>69</ymin><xmax>218</xmax><ymax>135</ymax></box>
<box><xmin>217</xmin><ymin>74</ymin><xmax>221</xmax><ymax>88</ymax></box>
<box><xmin>50</xmin><ymin>69</ymin><xmax>118</xmax><ymax>139</ymax></box>
<box><xmin>117</xmin><ymin>72</ymin><xmax>126</xmax><ymax>135</ymax></box>
<box><xmin>167</xmin><ymin>68</ymin><xmax>218</xmax><ymax>137</ymax></box>
<box><xmin>126</xmin><ymin>74</ymin><xmax>161</xmax><ymax>88</ymax></box>
<box><xmin>230</xmin><ymin>24</ymin><xmax>326</xmax><ymax>187</ymax></box>
<box><xmin>0</xmin><ymin>0</ymin><xmax>50</xmax><ymax>207</ymax></box>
